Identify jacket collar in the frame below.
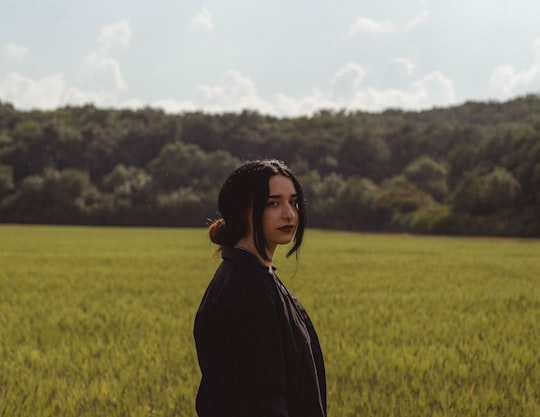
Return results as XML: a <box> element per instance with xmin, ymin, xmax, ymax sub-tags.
<box><xmin>222</xmin><ymin>246</ymin><xmax>276</xmax><ymax>273</ymax></box>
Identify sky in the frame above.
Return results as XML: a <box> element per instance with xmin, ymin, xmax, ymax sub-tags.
<box><xmin>2</xmin><ymin>0</ymin><xmax>540</xmax><ymax>117</ymax></box>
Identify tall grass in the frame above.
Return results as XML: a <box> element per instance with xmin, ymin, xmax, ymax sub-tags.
<box><xmin>1</xmin><ymin>225</ymin><xmax>539</xmax><ymax>416</ymax></box>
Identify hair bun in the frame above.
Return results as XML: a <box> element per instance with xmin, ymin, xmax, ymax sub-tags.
<box><xmin>209</xmin><ymin>218</ymin><xmax>226</xmax><ymax>245</ymax></box>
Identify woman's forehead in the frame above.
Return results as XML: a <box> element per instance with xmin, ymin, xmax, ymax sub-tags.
<box><xmin>268</xmin><ymin>175</ymin><xmax>297</xmax><ymax>196</ymax></box>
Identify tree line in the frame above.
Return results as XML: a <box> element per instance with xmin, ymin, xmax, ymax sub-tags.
<box><xmin>1</xmin><ymin>95</ymin><xmax>539</xmax><ymax>236</ymax></box>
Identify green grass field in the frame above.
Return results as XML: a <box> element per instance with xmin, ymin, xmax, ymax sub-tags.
<box><xmin>1</xmin><ymin>225</ymin><xmax>539</xmax><ymax>416</ymax></box>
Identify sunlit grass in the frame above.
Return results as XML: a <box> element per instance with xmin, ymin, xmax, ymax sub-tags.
<box><xmin>1</xmin><ymin>225</ymin><xmax>539</xmax><ymax>416</ymax></box>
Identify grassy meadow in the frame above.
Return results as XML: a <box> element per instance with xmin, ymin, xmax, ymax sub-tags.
<box><xmin>0</xmin><ymin>225</ymin><xmax>539</xmax><ymax>416</ymax></box>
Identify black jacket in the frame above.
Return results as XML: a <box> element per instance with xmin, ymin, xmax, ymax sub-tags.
<box><xmin>194</xmin><ymin>246</ymin><xmax>326</xmax><ymax>417</ymax></box>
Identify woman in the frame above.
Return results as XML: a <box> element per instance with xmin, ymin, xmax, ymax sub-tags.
<box><xmin>193</xmin><ymin>159</ymin><xmax>327</xmax><ymax>417</ymax></box>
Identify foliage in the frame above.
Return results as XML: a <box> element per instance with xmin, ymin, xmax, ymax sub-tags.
<box><xmin>453</xmin><ymin>167</ymin><xmax>521</xmax><ymax>216</ymax></box>
<box><xmin>1</xmin><ymin>96</ymin><xmax>540</xmax><ymax>235</ymax></box>
<box><xmin>374</xmin><ymin>176</ymin><xmax>434</xmax><ymax>230</ymax></box>
<box><xmin>0</xmin><ymin>164</ymin><xmax>14</xmax><ymax>195</ymax></box>
<box><xmin>1</xmin><ymin>226</ymin><xmax>539</xmax><ymax>416</ymax></box>
<box><xmin>403</xmin><ymin>155</ymin><xmax>448</xmax><ymax>202</ymax></box>
<box><xmin>1</xmin><ymin>168</ymin><xmax>91</xmax><ymax>223</ymax></box>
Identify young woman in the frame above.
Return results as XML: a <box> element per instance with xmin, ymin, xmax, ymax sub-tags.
<box><xmin>193</xmin><ymin>160</ymin><xmax>327</xmax><ymax>417</ymax></box>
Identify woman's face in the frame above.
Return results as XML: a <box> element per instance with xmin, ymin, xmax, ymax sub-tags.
<box><xmin>262</xmin><ymin>175</ymin><xmax>299</xmax><ymax>252</ymax></box>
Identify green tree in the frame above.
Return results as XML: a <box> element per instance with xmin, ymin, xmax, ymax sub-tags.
<box><xmin>452</xmin><ymin>172</ymin><xmax>489</xmax><ymax>216</ymax></box>
<box><xmin>484</xmin><ymin>167</ymin><xmax>521</xmax><ymax>209</ymax></box>
<box><xmin>337</xmin><ymin>130</ymin><xmax>390</xmax><ymax>182</ymax></box>
<box><xmin>155</xmin><ymin>187</ymin><xmax>212</xmax><ymax>226</ymax></box>
<box><xmin>453</xmin><ymin>167</ymin><xmax>521</xmax><ymax>215</ymax></box>
<box><xmin>403</xmin><ymin>155</ymin><xmax>448</xmax><ymax>202</ymax></box>
<box><xmin>532</xmin><ymin>163</ymin><xmax>540</xmax><ymax>204</ymax></box>
<box><xmin>79</xmin><ymin>123</ymin><xmax>119</xmax><ymax>182</ymax></box>
<box><xmin>42</xmin><ymin>120</ymin><xmax>84</xmax><ymax>169</ymax></box>
<box><xmin>374</xmin><ymin>176</ymin><xmax>434</xmax><ymax>227</ymax></box>
<box><xmin>506</xmin><ymin>129</ymin><xmax>540</xmax><ymax>205</ymax></box>
<box><xmin>0</xmin><ymin>101</ymin><xmax>20</xmax><ymax>129</ymax></box>
<box><xmin>384</xmin><ymin>123</ymin><xmax>423</xmax><ymax>176</ymax></box>
<box><xmin>446</xmin><ymin>143</ymin><xmax>481</xmax><ymax>188</ymax></box>
<box><xmin>147</xmin><ymin>142</ymin><xmax>207</xmax><ymax>192</ymax></box>
<box><xmin>2</xmin><ymin>168</ymin><xmax>91</xmax><ymax>223</ymax></box>
<box><xmin>148</xmin><ymin>142</ymin><xmax>238</xmax><ymax>192</ymax></box>
<box><xmin>7</xmin><ymin>120</ymin><xmax>46</xmax><ymax>181</ymax></box>
<box><xmin>0</xmin><ymin>164</ymin><xmax>14</xmax><ymax>195</ymax></box>
<box><xmin>115</xmin><ymin>108</ymin><xmax>182</xmax><ymax>167</ymax></box>
<box><xmin>0</xmin><ymin>131</ymin><xmax>14</xmax><ymax>160</ymax></box>
<box><xmin>101</xmin><ymin>164</ymin><xmax>154</xmax><ymax>209</ymax></box>
<box><xmin>202</xmin><ymin>150</ymin><xmax>241</xmax><ymax>188</ymax></box>
<box><xmin>300</xmin><ymin>171</ymin><xmax>346</xmax><ymax>228</ymax></box>
<box><xmin>0</xmin><ymin>96</ymin><xmax>539</xmax><ymax>234</ymax></box>
<box><xmin>181</xmin><ymin>112</ymin><xmax>221</xmax><ymax>152</ymax></box>
<box><xmin>333</xmin><ymin>176</ymin><xmax>381</xmax><ymax>230</ymax></box>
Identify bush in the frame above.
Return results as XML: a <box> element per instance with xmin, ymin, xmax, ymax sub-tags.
<box><xmin>395</xmin><ymin>204</ymin><xmax>453</xmax><ymax>234</ymax></box>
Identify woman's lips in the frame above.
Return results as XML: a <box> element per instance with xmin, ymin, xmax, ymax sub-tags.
<box><xmin>278</xmin><ymin>225</ymin><xmax>295</xmax><ymax>232</ymax></box>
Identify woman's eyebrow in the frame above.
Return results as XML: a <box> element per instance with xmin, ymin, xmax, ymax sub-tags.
<box><xmin>268</xmin><ymin>193</ymin><xmax>298</xmax><ymax>199</ymax></box>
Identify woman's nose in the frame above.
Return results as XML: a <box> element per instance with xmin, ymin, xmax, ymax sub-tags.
<box><xmin>283</xmin><ymin>202</ymin><xmax>296</xmax><ymax>219</ymax></box>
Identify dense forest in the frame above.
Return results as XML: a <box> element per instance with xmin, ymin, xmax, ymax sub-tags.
<box><xmin>1</xmin><ymin>95</ymin><xmax>540</xmax><ymax>236</ymax></box>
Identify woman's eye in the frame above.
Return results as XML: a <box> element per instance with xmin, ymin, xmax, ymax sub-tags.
<box><xmin>266</xmin><ymin>200</ymin><xmax>298</xmax><ymax>208</ymax></box>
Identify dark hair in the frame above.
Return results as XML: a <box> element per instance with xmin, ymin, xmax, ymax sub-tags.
<box><xmin>209</xmin><ymin>159</ymin><xmax>306</xmax><ymax>261</ymax></box>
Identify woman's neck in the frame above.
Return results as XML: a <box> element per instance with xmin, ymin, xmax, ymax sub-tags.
<box><xmin>235</xmin><ymin>236</ymin><xmax>274</xmax><ymax>268</ymax></box>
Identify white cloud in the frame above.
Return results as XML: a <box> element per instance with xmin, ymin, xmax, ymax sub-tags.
<box><xmin>5</xmin><ymin>43</ymin><xmax>29</xmax><ymax>61</ymax></box>
<box><xmin>190</xmin><ymin>70</ymin><xmax>338</xmax><ymax>116</ymax></box>
<box><xmin>80</xmin><ymin>20</ymin><xmax>132</xmax><ymax>92</ymax></box>
<box><xmin>0</xmin><ymin>72</ymin><xmax>65</xmax><ymax>109</ymax></box>
<box><xmin>98</xmin><ymin>19</ymin><xmax>132</xmax><ymax>53</ymax></box>
<box><xmin>348</xmin><ymin>16</ymin><xmax>394</xmax><ymax>36</ymax></box>
<box><xmin>489</xmin><ymin>36</ymin><xmax>540</xmax><ymax>96</ymax></box>
<box><xmin>328</xmin><ymin>59</ymin><xmax>455</xmax><ymax>112</ymax></box>
<box><xmin>196</xmin><ymin>70</ymin><xmax>256</xmax><ymax>100</ymax></box>
<box><xmin>0</xmin><ymin>63</ymin><xmax>457</xmax><ymax>116</ymax></box>
<box><xmin>189</xmin><ymin>7</ymin><xmax>213</xmax><ymax>31</ymax></box>
<box><xmin>332</xmin><ymin>62</ymin><xmax>367</xmax><ymax>88</ymax></box>
<box><xmin>0</xmin><ymin>21</ymin><xmax>133</xmax><ymax>110</ymax></box>
<box><xmin>275</xmin><ymin>90</ymin><xmax>339</xmax><ymax>117</ymax></box>
<box><xmin>0</xmin><ymin>71</ymin><xmax>128</xmax><ymax>110</ymax></box>
<box><xmin>62</xmin><ymin>85</ymin><xmax>118</xmax><ymax>107</ymax></box>
<box><xmin>376</xmin><ymin>71</ymin><xmax>455</xmax><ymax>110</ymax></box>
<box><xmin>411</xmin><ymin>71</ymin><xmax>456</xmax><ymax>103</ymax></box>
<box><xmin>405</xmin><ymin>10</ymin><xmax>430</xmax><ymax>31</ymax></box>
<box><xmin>228</xmin><ymin>67</ymin><xmax>455</xmax><ymax>116</ymax></box>
<box><xmin>274</xmin><ymin>71</ymin><xmax>455</xmax><ymax>115</ymax></box>
<box><xmin>392</xmin><ymin>58</ymin><xmax>417</xmax><ymax>76</ymax></box>
<box><xmin>82</xmin><ymin>52</ymin><xmax>127</xmax><ymax>91</ymax></box>
<box><xmin>350</xmin><ymin>71</ymin><xmax>455</xmax><ymax>110</ymax></box>
<box><xmin>195</xmin><ymin>70</ymin><xmax>270</xmax><ymax>112</ymax></box>
<box><xmin>534</xmin><ymin>37</ymin><xmax>540</xmax><ymax>53</ymax></box>
<box><xmin>105</xmin><ymin>65</ymin><xmax>456</xmax><ymax>116</ymax></box>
